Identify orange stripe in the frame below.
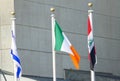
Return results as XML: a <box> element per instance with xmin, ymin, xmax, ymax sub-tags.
<box><xmin>69</xmin><ymin>45</ymin><xmax>80</xmax><ymax>69</ymax></box>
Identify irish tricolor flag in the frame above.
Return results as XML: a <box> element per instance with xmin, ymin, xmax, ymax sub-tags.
<box><xmin>54</xmin><ymin>20</ymin><xmax>80</xmax><ymax>69</ymax></box>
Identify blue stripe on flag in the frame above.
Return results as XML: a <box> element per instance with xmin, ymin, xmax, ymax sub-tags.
<box><xmin>10</xmin><ymin>49</ymin><xmax>22</xmax><ymax>78</ymax></box>
<box><xmin>17</xmin><ymin>66</ymin><xmax>21</xmax><ymax>78</ymax></box>
<box><xmin>11</xmin><ymin>50</ymin><xmax>21</xmax><ymax>65</ymax></box>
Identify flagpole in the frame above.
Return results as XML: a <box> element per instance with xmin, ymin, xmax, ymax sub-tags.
<box><xmin>90</xmin><ymin>70</ymin><xmax>95</xmax><ymax>81</ymax></box>
<box><xmin>11</xmin><ymin>12</ymin><xmax>18</xmax><ymax>81</ymax></box>
<box><xmin>88</xmin><ymin>3</ymin><xmax>95</xmax><ymax>81</ymax></box>
<box><xmin>50</xmin><ymin>8</ymin><xmax>56</xmax><ymax>81</ymax></box>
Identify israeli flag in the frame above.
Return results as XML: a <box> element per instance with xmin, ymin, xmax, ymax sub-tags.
<box><xmin>10</xmin><ymin>18</ymin><xmax>22</xmax><ymax>79</ymax></box>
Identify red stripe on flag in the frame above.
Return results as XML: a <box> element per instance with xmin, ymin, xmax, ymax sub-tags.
<box><xmin>88</xmin><ymin>16</ymin><xmax>92</xmax><ymax>35</ymax></box>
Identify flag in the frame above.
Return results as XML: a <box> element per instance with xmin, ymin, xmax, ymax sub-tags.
<box><xmin>10</xmin><ymin>18</ymin><xmax>22</xmax><ymax>79</ymax></box>
<box><xmin>88</xmin><ymin>11</ymin><xmax>96</xmax><ymax>70</ymax></box>
<box><xmin>54</xmin><ymin>20</ymin><xmax>80</xmax><ymax>69</ymax></box>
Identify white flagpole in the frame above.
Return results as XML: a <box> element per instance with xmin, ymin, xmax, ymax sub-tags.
<box><xmin>90</xmin><ymin>70</ymin><xmax>95</xmax><ymax>81</ymax></box>
<box><xmin>88</xmin><ymin>3</ymin><xmax>95</xmax><ymax>81</ymax></box>
<box><xmin>50</xmin><ymin>8</ymin><xmax>56</xmax><ymax>81</ymax></box>
<box><xmin>11</xmin><ymin>12</ymin><xmax>18</xmax><ymax>81</ymax></box>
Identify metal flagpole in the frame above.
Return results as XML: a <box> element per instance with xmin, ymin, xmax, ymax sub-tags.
<box><xmin>88</xmin><ymin>3</ymin><xmax>95</xmax><ymax>81</ymax></box>
<box><xmin>90</xmin><ymin>70</ymin><xmax>95</xmax><ymax>81</ymax></box>
<box><xmin>0</xmin><ymin>69</ymin><xmax>7</xmax><ymax>81</ymax></box>
<box><xmin>11</xmin><ymin>12</ymin><xmax>18</xmax><ymax>81</ymax></box>
<box><xmin>50</xmin><ymin>8</ymin><xmax>56</xmax><ymax>81</ymax></box>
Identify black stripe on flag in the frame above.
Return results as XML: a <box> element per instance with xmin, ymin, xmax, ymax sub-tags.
<box><xmin>90</xmin><ymin>46</ymin><xmax>96</xmax><ymax>70</ymax></box>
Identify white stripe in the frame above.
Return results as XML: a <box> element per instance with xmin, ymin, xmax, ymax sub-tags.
<box><xmin>88</xmin><ymin>31</ymin><xmax>93</xmax><ymax>41</ymax></box>
<box><xmin>61</xmin><ymin>32</ymin><xmax>73</xmax><ymax>55</ymax></box>
<box><xmin>88</xmin><ymin>32</ymin><xmax>94</xmax><ymax>51</ymax></box>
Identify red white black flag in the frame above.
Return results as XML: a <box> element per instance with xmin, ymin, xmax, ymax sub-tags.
<box><xmin>88</xmin><ymin>10</ymin><xmax>97</xmax><ymax>70</ymax></box>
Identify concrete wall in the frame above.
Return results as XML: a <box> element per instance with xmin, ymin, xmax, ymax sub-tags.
<box><xmin>0</xmin><ymin>0</ymin><xmax>15</xmax><ymax>73</ymax></box>
<box><xmin>0</xmin><ymin>0</ymin><xmax>120</xmax><ymax>80</ymax></box>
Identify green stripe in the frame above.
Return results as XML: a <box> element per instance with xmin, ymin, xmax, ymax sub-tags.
<box><xmin>54</xmin><ymin>20</ymin><xmax>64</xmax><ymax>50</ymax></box>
